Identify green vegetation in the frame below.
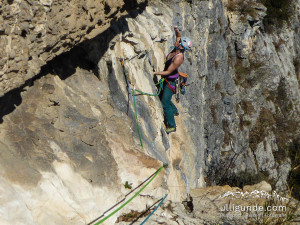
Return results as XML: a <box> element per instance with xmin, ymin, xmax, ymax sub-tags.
<box><xmin>273</xmin><ymin>38</ymin><xmax>286</xmax><ymax>51</ymax></box>
<box><xmin>117</xmin><ymin>210</ymin><xmax>149</xmax><ymax>222</ymax></box>
<box><xmin>215</xmin><ymin>82</ymin><xmax>221</xmax><ymax>91</ymax></box>
<box><xmin>164</xmin><ymin>202</ymin><xmax>175</xmax><ymax>213</ymax></box>
<box><xmin>264</xmin><ymin>89</ymin><xmax>276</xmax><ymax>102</ymax></box>
<box><xmin>124</xmin><ymin>181</ymin><xmax>132</xmax><ymax>189</ymax></box>
<box><xmin>250</xmin><ymin>79</ymin><xmax>296</xmax><ymax>157</ymax></box>
<box><xmin>249</xmin><ymin>78</ymin><xmax>299</xmax><ymax>200</ymax></box>
<box><xmin>225</xmin><ymin>64</ymin><xmax>298</xmax><ymax>199</ymax></box>
<box><xmin>259</xmin><ymin>0</ymin><xmax>293</xmax><ymax>31</ymax></box>
<box><xmin>209</xmin><ymin>99</ymin><xmax>218</xmax><ymax>124</ymax></box>
<box><xmin>227</xmin><ymin>0</ymin><xmax>293</xmax><ymax>32</ymax></box>
<box><xmin>217</xmin><ymin>170</ymin><xmax>270</xmax><ymax>188</ymax></box>
<box><xmin>241</xmin><ymin>100</ymin><xmax>255</xmax><ymax>115</ymax></box>
<box><xmin>249</xmin><ymin>107</ymin><xmax>275</xmax><ymax>151</ymax></box>
<box><xmin>234</xmin><ymin>59</ymin><xmax>264</xmax><ymax>88</ymax></box>
<box><xmin>234</xmin><ymin>61</ymin><xmax>249</xmax><ymax>84</ymax></box>
<box><xmin>240</xmin><ymin>117</ymin><xmax>252</xmax><ymax>128</ymax></box>
<box><xmin>287</xmin><ymin>139</ymin><xmax>300</xmax><ymax>200</ymax></box>
<box><xmin>222</xmin><ymin>119</ymin><xmax>230</xmax><ymax>146</ymax></box>
<box><xmin>215</xmin><ymin>60</ymin><xmax>219</xmax><ymax>69</ymax></box>
<box><xmin>227</xmin><ymin>0</ymin><xmax>258</xmax><ymax>18</ymax></box>
<box><xmin>272</xmin><ymin>79</ymin><xmax>297</xmax><ymax>163</ymax></box>
<box><xmin>250</xmin><ymin>197</ymin><xmax>299</xmax><ymax>225</ymax></box>
<box><xmin>294</xmin><ymin>58</ymin><xmax>300</xmax><ymax>74</ymax></box>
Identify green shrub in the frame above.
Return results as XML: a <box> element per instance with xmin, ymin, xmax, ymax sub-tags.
<box><xmin>222</xmin><ymin>119</ymin><xmax>230</xmax><ymax>146</ymax></box>
<box><xmin>259</xmin><ymin>0</ymin><xmax>293</xmax><ymax>31</ymax></box>
<box><xmin>124</xmin><ymin>181</ymin><xmax>132</xmax><ymax>189</ymax></box>
<box><xmin>241</xmin><ymin>100</ymin><xmax>255</xmax><ymax>115</ymax></box>
<box><xmin>227</xmin><ymin>0</ymin><xmax>258</xmax><ymax>18</ymax></box>
<box><xmin>287</xmin><ymin>139</ymin><xmax>300</xmax><ymax>200</ymax></box>
<box><xmin>217</xmin><ymin>170</ymin><xmax>269</xmax><ymax>188</ymax></box>
<box><xmin>294</xmin><ymin>58</ymin><xmax>300</xmax><ymax>74</ymax></box>
<box><xmin>249</xmin><ymin>107</ymin><xmax>275</xmax><ymax>151</ymax></box>
<box><xmin>294</xmin><ymin>58</ymin><xmax>300</xmax><ymax>87</ymax></box>
<box><xmin>209</xmin><ymin>99</ymin><xmax>218</xmax><ymax>124</ymax></box>
<box><xmin>117</xmin><ymin>210</ymin><xmax>148</xmax><ymax>222</ymax></box>
<box><xmin>234</xmin><ymin>59</ymin><xmax>264</xmax><ymax>88</ymax></box>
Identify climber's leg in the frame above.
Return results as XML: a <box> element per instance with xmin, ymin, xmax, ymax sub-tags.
<box><xmin>161</xmin><ymin>83</ymin><xmax>176</xmax><ymax>130</ymax></box>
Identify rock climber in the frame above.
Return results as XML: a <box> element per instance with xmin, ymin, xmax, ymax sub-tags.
<box><xmin>153</xmin><ymin>26</ymin><xmax>192</xmax><ymax>134</ymax></box>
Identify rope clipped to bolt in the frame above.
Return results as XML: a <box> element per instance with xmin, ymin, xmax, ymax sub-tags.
<box><xmin>132</xmin><ymin>78</ymin><xmax>164</xmax><ymax>149</ymax></box>
<box><xmin>121</xmin><ymin>58</ymin><xmax>164</xmax><ymax>149</ymax></box>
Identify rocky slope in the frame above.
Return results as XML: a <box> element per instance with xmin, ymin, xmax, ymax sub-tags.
<box><xmin>0</xmin><ymin>0</ymin><xmax>299</xmax><ymax>224</ymax></box>
<box><xmin>116</xmin><ymin>181</ymin><xmax>299</xmax><ymax>225</ymax></box>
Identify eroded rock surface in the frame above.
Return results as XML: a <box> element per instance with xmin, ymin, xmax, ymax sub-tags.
<box><xmin>0</xmin><ymin>0</ymin><xmax>299</xmax><ymax>224</ymax></box>
<box><xmin>0</xmin><ymin>0</ymin><xmax>147</xmax><ymax>96</ymax></box>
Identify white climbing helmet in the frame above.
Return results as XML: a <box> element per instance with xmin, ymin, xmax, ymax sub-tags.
<box><xmin>180</xmin><ymin>37</ymin><xmax>192</xmax><ymax>50</ymax></box>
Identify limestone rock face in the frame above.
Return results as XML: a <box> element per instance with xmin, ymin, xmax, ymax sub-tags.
<box><xmin>0</xmin><ymin>0</ymin><xmax>299</xmax><ymax>224</ymax></box>
<box><xmin>212</xmin><ymin>0</ymin><xmax>300</xmax><ymax>195</ymax></box>
<box><xmin>0</xmin><ymin>0</ymin><xmax>147</xmax><ymax>97</ymax></box>
<box><xmin>0</xmin><ymin>69</ymin><xmax>165</xmax><ymax>225</ymax></box>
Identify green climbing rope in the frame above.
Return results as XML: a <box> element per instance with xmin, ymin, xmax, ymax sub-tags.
<box><xmin>132</xmin><ymin>78</ymin><xmax>164</xmax><ymax>149</ymax></box>
<box><xmin>134</xmin><ymin>78</ymin><xmax>164</xmax><ymax>96</ymax></box>
<box><xmin>93</xmin><ymin>165</ymin><xmax>165</xmax><ymax>225</ymax></box>
<box><xmin>132</xmin><ymin>88</ymin><xmax>144</xmax><ymax>149</ymax></box>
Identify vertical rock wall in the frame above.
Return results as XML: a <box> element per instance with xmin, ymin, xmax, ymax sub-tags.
<box><xmin>0</xmin><ymin>0</ymin><xmax>299</xmax><ymax>224</ymax></box>
<box><xmin>204</xmin><ymin>0</ymin><xmax>300</xmax><ymax>195</ymax></box>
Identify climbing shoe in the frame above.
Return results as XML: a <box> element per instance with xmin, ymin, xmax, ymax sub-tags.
<box><xmin>174</xmin><ymin>112</ymin><xmax>179</xmax><ymax>116</ymax></box>
<box><xmin>166</xmin><ymin>127</ymin><xmax>176</xmax><ymax>134</ymax></box>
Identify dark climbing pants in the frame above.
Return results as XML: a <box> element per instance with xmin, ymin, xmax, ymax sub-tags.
<box><xmin>161</xmin><ymin>82</ymin><xmax>178</xmax><ymax>128</ymax></box>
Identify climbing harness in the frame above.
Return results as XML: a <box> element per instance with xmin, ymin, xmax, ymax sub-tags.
<box><xmin>91</xmin><ymin>165</ymin><xmax>167</xmax><ymax>225</ymax></box>
<box><xmin>140</xmin><ymin>194</ymin><xmax>168</xmax><ymax>225</ymax></box>
<box><xmin>165</xmin><ymin>71</ymin><xmax>188</xmax><ymax>103</ymax></box>
<box><xmin>163</xmin><ymin>52</ymin><xmax>189</xmax><ymax>101</ymax></box>
<box><xmin>164</xmin><ymin>78</ymin><xmax>176</xmax><ymax>93</ymax></box>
